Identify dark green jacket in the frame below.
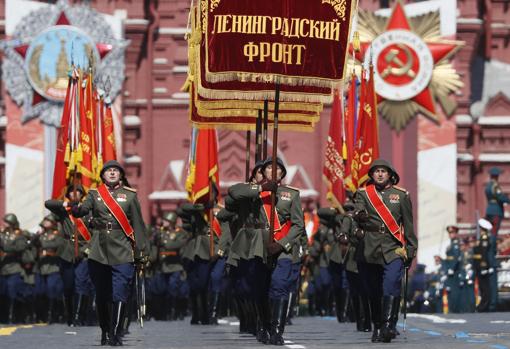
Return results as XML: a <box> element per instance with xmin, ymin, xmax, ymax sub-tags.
<box><xmin>34</xmin><ymin>228</ymin><xmax>63</xmax><ymax>275</ymax></box>
<box><xmin>73</xmin><ymin>186</ymin><xmax>148</xmax><ymax>266</ymax></box>
<box><xmin>156</xmin><ymin>227</ymin><xmax>189</xmax><ymax>273</ymax></box>
<box><xmin>0</xmin><ymin>228</ymin><xmax>27</xmax><ymax>275</ymax></box>
<box><xmin>353</xmin><ymin>185</ymin><xmax>418</xmax><ymax>265</ymax></box>
<box><xmin>228</xmin><ymin>183</ymin><xmax>305</xmax><ymax>263</ymax></box>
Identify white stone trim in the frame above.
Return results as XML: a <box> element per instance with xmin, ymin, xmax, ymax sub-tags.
<box><xmin>171</xmin><ymin>92</ymin><xmax>189</xmax><ymax>99</ymax></box>
<box><xmin>455</xmin><ymin>114</ymin><xmax>472</xmax><ymax>125</ymax></box>
<box><xmin>172</xmin><ymin>66</ymin><xmax>189</xmax><ymax>73</ymax></box>
<box><xmin>124</xmin><ymin>18</ymin><xmax>149</xmax><ymax>26</ymax></box>
<box><xmin>478</xmin><ymin>116</ymin><xmax>510</xmax><ymax>126</ymax></box>
<box><xmin>153</xmin><ymin>87</ymin><xmax>168</xmax><ymax>94</ymax></box>
<box><xmin>154</xmin><ymin>58</ymin><xmax>168</xmax><ymax>65</ymax></box>
<box><xmin>457</xmin><ymin>18</ymin><xmax>483</xmax><ymax>25</ymax></box>
<box><xmin>479</xmin><ymin>153</ymin><xmax>510</xmax><ymax>162</ymax></box>
<box><xmin>123</xmin><ymin>115</ymin><xmax>141</xmax><ymax>127</ymax></box>
<box><xmin>124</xmin><ymin>155</ymin><xmax>142</xmax><ymax>164</ymax></box>
<box><xmin>0</xmin><ymin>116</ymin><xmax>7</xmax><ymax>127</ymax></box>
<box><xmin>148</xmin><ymin>190</ymin><xmax>188</xmax><ymax>200</ymax></box>
<box><xmin>152</xmin><ymin>98</ymin><xmax>189</xmax><ymax>106</ymax></box>
<box><xmin>158</xmin><ymin>27</ymin><xmax>190</xmax><ymax>36</ymax></box>
<box><xmin>457</xmin><ymin>153</ymin><xmax>474</xmax><ymax>162</ymax></box>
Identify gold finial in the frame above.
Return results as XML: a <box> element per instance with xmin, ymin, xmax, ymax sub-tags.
<box><xmin>353</xmin><ymin>31</ymin><xmax>361</xmax><ymax>52</ymax></box>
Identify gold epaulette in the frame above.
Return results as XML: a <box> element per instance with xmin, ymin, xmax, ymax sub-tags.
<box><xmin>89</xmin><ymin>188</ymin><xmax>97</xmax><ymax>191</ymax></box>
<box><xmin>123</xmin><ymin>186</ymin><xmax>137</xmax><ymax>192</ymax></box>
<box><xmin>393</xmin><ymin>185</ymin><xmax>408</xmax><ymax>194</ymax></box>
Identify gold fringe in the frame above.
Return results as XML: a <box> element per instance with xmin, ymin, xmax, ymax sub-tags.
<box><xmin>196</xmin><ymin>98</ymin><xmax>323</xmax><ymax>113</ymax></box>
<box><xmin>195</xmin><ymin>106</ymin><xmax>321</xmax><ymax>122</ymax></box>
<box><xmin>190</xmin><ymin>120</ymin><xmax>315</xmax><ymax>132</ymax></box>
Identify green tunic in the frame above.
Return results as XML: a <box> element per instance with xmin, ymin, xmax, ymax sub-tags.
<box><xmin>35</xmin><ymin>228</ymin><xmax>64</xmax><ymax>275</ymax></box>
<box><xmin>73</xmin><ymin>186</ymin><xmax>148</xmax><ymax>266</ymax></box>
<box><xmin>156</xmin><ymin>227</ymin><xmax>189</xmax><ymax>273</ymax></box>
<box><xmin>0</xmin><ymin>228</ymin><xmax>27</xmax><ymax>275</ymax></box>
<box><xmin>353</xmin><ymin>185</ymin><xmax>418</xmax><ymax>265</ymax></box>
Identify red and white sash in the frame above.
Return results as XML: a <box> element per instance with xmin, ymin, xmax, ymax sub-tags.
<box><xmin>97</xmin><ymin>184</ymin><xmax>135</xmax><ymax>242</ymax></box>
<box><xmin>365</xmin><ymin>184</ymin><xmax>404</xmax><ymax>245</ymax></box>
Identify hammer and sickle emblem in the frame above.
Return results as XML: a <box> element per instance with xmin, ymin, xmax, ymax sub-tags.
<box><xmin>381</xmin><ymin>44</ymin><xmax>416</xmax><ymax>79</ymax></box>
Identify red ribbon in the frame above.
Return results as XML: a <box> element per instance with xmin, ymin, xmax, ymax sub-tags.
<box><xmin>97</xmin><ymin>184</ymin><xmax>135</xmax><ymax>242</ymax></box>
<box><xmin>365</xmin><ymin>184</ymin><xmax>403</xmax><ymax>245</ymax></box>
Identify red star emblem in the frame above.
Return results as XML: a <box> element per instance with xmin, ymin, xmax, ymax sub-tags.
<box><xmin>351</xmin><ymin>2</ymin><xmax>463</xmax><ymax>123</ymax></box>
<box><xmin>12</xmin><ymin>11</ymin><xmax>112</xmax><ymax>107</ymax></box>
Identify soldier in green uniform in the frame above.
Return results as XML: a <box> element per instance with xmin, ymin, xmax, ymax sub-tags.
<box><xmin>0</xmin><ymin>213</ymin><xmax>28</xmax><ymax>323</ymax></box>
<box><xmin>71</xmin><ymin>160</ymin><xmax>148</xmax><ymax>346</ymax></box>
<box><xmin>154</xmin><ymin>211</ymin><xmax>190</xmax><ymax>320</ymax></box>
<box><xmin>444</xmin><ymin>225</ymin><xmax>462</xmax><ymax>313</ymax></box>
<box><xmin>33</xmin><ymin>214</ymin><xmax>65</xmax><ymax>323</ymax></box>
<box><xmin>473</xmin><ymin>218</ymin><xmax>494</xmax><ymax>312</ymax></box>
<box><xmin>352</xmin><ymin>159</ymin><xmax>417</xmax><ymax>343</ymax></box>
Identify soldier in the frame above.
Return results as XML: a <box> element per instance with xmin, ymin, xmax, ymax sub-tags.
<box><xmin>154</xmin><ymin>211</ymin><xmax>190</xmax><ymax>321</ymax></box>
<box><xmin>485</xmin><ymin>167</ymin><xmax>509</xmax><ymax>235</ymax></box>
<box><xmin>45</xmin><ymin>184</ymin><xmax>92</xmax><ymax>326</ymax></box>
<box><xmin>33</xmin><ymin>214</ymin><xmax>65</xmax><ymax>323</ymax></box>
<box><xmin>444</xmin><ymin>225</ymin><xmax>462</xmax><ymax>313</ymax></box>
<box><xmin>71</xmin><ymin>160</ymin><xmax>148</xmax><ymax>346</ymax></box>
<box><xmin>0</xmin><ymin>213</ymin><xmax>28</xmax><ymax>324</ymax></box>
<box><xmin>352</xmin><ymin>159</ymin><xmax>417</xmax><ymax>343</ymax></box>
<box><xmin>473</xmin><ymin>218</ymin><xmax>494</xmax><ymax>312</ymax></box>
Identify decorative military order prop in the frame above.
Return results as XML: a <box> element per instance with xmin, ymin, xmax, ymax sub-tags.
<box><xmin>353</xmin><ymin>2</ymin><xmax>463</xmax><ymax>130</ymax></box>
<box><xmin>203</xmin><ymin>0</ymin><xmax>356</xmax><ymax>88</ymax></box>
<box><xmin>0</xmin><ymin>0</ymin><xmax>127</xmax><ymax>126</ymax></box>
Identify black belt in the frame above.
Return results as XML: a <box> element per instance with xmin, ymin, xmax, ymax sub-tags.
<box><xmin>244</xmin><ymin>223</ymin><xmax>267</xmax><ymax>229</ymax></box>
<box><xmin>94</xmin><ymin>221</ymin><xmax>122</xmax><ymax>230</ymax></box>
<box><xmin>364</xmin><ymin>226</ymin><xmax>385</xmax><ymax>234</ymax></box>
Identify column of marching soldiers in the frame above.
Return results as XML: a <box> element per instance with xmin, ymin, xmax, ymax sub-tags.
<box><xmin>0</xmin><ymin>158</ymin><xmax>505</xmax><ymax>345</ymax></box>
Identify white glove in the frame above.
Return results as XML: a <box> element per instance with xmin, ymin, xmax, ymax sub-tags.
<box><xmin>440</xmin><ymin>275</ymin><xmax>447</xmax><ymax>282</ymax></box>
<box><xmin>448</xmin><ymin>269</ymin><xmax>454</xmax><ymax>275</ymax></box>
<box><xmin>489</xmin><ymin>267</ymin><xmax>495</xmax><ymax>274</ymax></box>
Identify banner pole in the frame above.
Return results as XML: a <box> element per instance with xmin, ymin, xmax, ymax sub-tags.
<box><xmin>263</xmin><ymin>99</ymin><xmax>269</xmax><ymax>159</ymax></box>
<box><xmin>245</xmin><ymin>130</ymin><xmax>251</xmax><ymax>182</ymax></box>
<box><xmin>269</xmin><ymin>83</ymin><xmax>280</xmax><ymax>243</ymax></box>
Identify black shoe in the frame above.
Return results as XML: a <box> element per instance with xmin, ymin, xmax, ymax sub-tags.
<box><xmin>101</xmin><ymin>331</ymin><xmax>109</xmax><ymax>346</ymax></box>
<box><xmin>335</xmin><ymin>289</ymin><xmax>349</xmax><ymax>323</ymax></box>
<box><xmin>199</xmin><ymin>292</ymin><xmax>210</xmax><ymax>325</ymax></box>
<box><xmin>370</xmin><ymin>296</ymin><xmax>382</xmax><ymax>342</ymax></box>
<box><xmin>269</xmin><ymin>299</ymin><xmax>288</xmax><ymax>346</ymax></box>
<box><xmin>371</xmin><ymin>327</ymin><xmax>382</xmax><ymax>343</ymax></box>
<box><xmin>109</xmin><ymin>301</ymin><xmax>126</xmax><ymax>346</ymax></box>
<box><xmin>190</xmin><ymin>293</ymin><xmax>200</xmax><ymax>325</ymax></box>
<box><xmin>209</xmin><ymin>292</ymin><xmax>220</xmax><ymax>325</ymax></box>
<box><xmin>390</xmin><ymin>296</ymin><xmax>401</xmax><ymax>339</ymax></box>
<box><xmin>380</xmin><ymin>296</ymin><xmax>396</xmax><ymax>343</ymax></box>
<box><xmin>256</xmin><ymin>300</ymin><xmax>270</xmax><ymax>344</ymax></box>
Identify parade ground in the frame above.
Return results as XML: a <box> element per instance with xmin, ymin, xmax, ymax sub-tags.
<box><xmin>2</xmin><ymin>313</ymin><xmax>509</xmax><ymax>349</ymax></box>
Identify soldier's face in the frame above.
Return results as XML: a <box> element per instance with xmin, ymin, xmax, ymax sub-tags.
<box><xmin>264</xmin><ymin>165</ymin><xmax>282</xmax><ymax>181</ymax></box>
<box><xmin>254</xmin><ymin>168</ymin><xmax>264</xmax><ymax>183</ymax></box>
<box><xmin>68</xmin><ymin>191</ymin><xmax>83</xmax><ymax>202</ymax></box>
<box><xmin>103</xmin><ymin>167</ymin><xmax>121</xmax><ymax>186</ymax></box>
<box><xmin>372</xmin><ymin>167</ymin><xmax>390</xmax><ymax>186</ymax></box>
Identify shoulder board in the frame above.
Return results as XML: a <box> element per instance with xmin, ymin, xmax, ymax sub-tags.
<box><xmin>393</xmin><ymin>186</ymin><xmax>408</xmax><ymax>194</ymax></box>
<box><xmin>123</xmin><ymin>186</ymin><xmax>137</xmax><ymax>192</ymax></box>
<box><xmin>283</xmin><ymin>185</ymin><xmax>299</xmax><ymax>191</ymax></box>
<box><xmin>357</xmin><ymin>187</ymin><xmax>366</xmax><ymax>192</ymax></box>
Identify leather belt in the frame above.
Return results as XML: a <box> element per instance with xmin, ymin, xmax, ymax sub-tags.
<box><xmin>94</xmin><ymin>221</ymin><xmax>122</xmax><ymax>230</ymax></box>
<box><xmin>364</xmin><ymin>225</ymin><xmax>386</xmax><ymax>234</ymax></box>
<box><xmin>40</xmin><ymin>250</ymin><xmax>57</xmax><ymax>257</ymax></box>
<box><xmin>160</xmin><ymin>251</ymin><xmax>178</xmax><ymax>256</ymax></box>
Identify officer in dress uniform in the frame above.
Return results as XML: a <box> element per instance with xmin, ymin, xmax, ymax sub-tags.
<box><xmin>485</xmin><ymin>167</ymin><xmax>509</xmax><ymax>235</ymax></box>
<box><xmin>33</xmin><ymin>214</ymin><xmax>65</xmax><ymax>323</ymax></box>
<box><xmin>154</xmin><ymin>211</ymin><xmax>190</xmax><ymax>321</ymax></box>
<box><xmin>71</xmin><ymin>160</ymin><xmax>148</xmax><ymax>346</ymax></box>
<box><xmin>352</xmin><ymin>159</ymin><xmax>417</xmax><ymax>343</ymax></box>
<box><xmin>473</xmin><ymin>218</ymin><xmax>494</xmax><ymax>312</ymax></box>
<box><xmin>0</xmin><ymin>213</ymin><xmax>28</xmax><ymax>323</ymax></box>
<box><xmin>45</xmin><ymin>184</ymin><xmax>93</xmax><ymax>326</ymax></box>
<box><xmin>444</xmin><ymin>225</ymin><xmax>462</xmax><ymax>313</ymax></box>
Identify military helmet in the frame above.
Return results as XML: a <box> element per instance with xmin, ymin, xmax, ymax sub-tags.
<box><xmin>224</xmin><ymin>195</ymin><xmax>238</xmax><ymax>211</ymax></box>
<box><xmin>489</xmin><ymin>167</ymin><xmax>502</xmax><ymax>176</ymax></box>
<box><xmin>368</xmin><ymin>159</ymin><xmax>400</xmax><ymax>185</ymax></box>
<box><xmin>163</xmin><ymin>211</ymin><xmax>178</xmax><ymax>223</ymax></box>
<box><xmin>3</xmin><ymin>213</ymin><xmax>19</xmax><ymax>227</ymax></box>
<box><xmin>100</xmin><ymin>160</ymin><xmax>125</xmax><ymax>179</ymax></box>
<box><xmin>262</xmin><ymin>157</ymin><xmax>287</xmax><ymax>179</ymax></box>
<box><xmin>42</xmin><ymin>213</ymin><xmax>58</xmax><ymax>225</ymax></box>
<box><xmin>65</xmin><ymin>184</ymin><xmax>85</xmax><ymax>197</ymax></box>
<box><xmin>249</xmin><ymin>160</ymin><xmax>265</xmax><ymax>182</ymax></box>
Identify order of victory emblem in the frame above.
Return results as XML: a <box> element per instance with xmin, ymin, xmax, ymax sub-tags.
<box><xmin>1</xmin><ymin>0</ymin><xmax>128</xmax><ymax>126</ymax></box>
<box><xmin>352</xmin><ymin>1</ymin><xmax>464</xmax><ymax>131</ymax></box>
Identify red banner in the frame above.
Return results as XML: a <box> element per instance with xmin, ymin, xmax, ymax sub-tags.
<box><xmin>102</xmin><ymin>101</ymin><xmax>117</xmax><ymax>162</ymax></box>
<box><xmin>352</xmin><ymin>66</ymin><xmax>379</xmax><ymax>186</ymax></box>
<box><xmin>343</xmin><ymin>74</ymin><xmax>357</xmax><ymax>192</ymax></box>
<box><xmin>203</xmin><ymin>0</ymin><xmax>356</xmax><ymax>87</ymax></box>
<box><xmin>323</xmin><ymin>89</ymin><xmax>345</xmax><ymax>208</ymax></box>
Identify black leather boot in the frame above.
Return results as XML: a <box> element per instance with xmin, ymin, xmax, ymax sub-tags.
<box><xmin>335</xmin><ymin>289</ymin><xmax>350</xmax><ymax>323</ymax></box>
<box><xmin>7</xmin><ymin>299</ymin><xmax>15</xmax><ymax>324</ymax></box>
<box><xmin>380</xmin><ymin>296</ymin><xmax>396</xmax><ymax>343</ymax></box>
<box><xmin>74</xmin><ymin>295</ymin><xmax>89</xmax><ymax>326</ymax></box>
<box><xmin>352</xmin><ymin>294</ymin><xmax>362</xmax><ymax>331</ymax></box>
<box><xmin>109</xmin><ymin>301</ymin><xmax>126</xmax><ymax>346</ymax></box>
<box><xmin>361</xmin><ymin>295</ymin><xmax>372</xmax><ymax>332</ymax></box>
<box><xmin>269</xmin><ymin>298</ymin><xmax>288</xmax><ymax>346</ymax></box>
<box><xmin>256</xmin><ymin>300</ymin><xmax>270</xmax><ymax>344</ymax></box>
<box><xmin>65</xmin><ymin>295</ymin><xmax>74</xmax><ymax>326</ymax></box>
<box><xmin>199</xmin><ymin>291</ymin><xmax>210</xmax><ymax>325</ymax></box>
<box><xmin>190</xmin><ymin>293</ymin><xmax>200</xmax><ymax>325</ymax></box>
<box><xmin>370</xmin><ymin>297</ymin><xmax>382</xmax><ymax>343</ymax></box>
<box><xmin>209</xmin><ymin>292</ymin><xmax>220</xmax><ymax>325</ymax></box>
<box><xmin>96</xmin><ymin>301</ymin><xmax>111</xmax><ymax>345</ymax></box>
<box><xmin>47</xmin><ymin>299</ymin><xmax>54</xmax><ymax>324</ymax></box>
<box><xmin>390</xmin><ymin>296</ymin><xmax>401</xmax><ymax>338</ymax></box>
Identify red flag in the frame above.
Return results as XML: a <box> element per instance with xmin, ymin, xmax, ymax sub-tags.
<box><xmin>77</xmin><ymin>73</ymin><xmax>97</xmax><ymax>189</ymax></box>
<box><xmin>352</xmin><ymin>65</ymin><xmax>380</xmax><ymax>186</ymax></box>
<box><xmin>51</xmin><ymin>77</ymin><xmax>73</xmax><ymax>199</ymax></box>
<box><xmin>323</xmin><ymin>89</ymin><xmax>346</xmax><ymax>208</ymax></box>
<box><xmin>343</xmin><ymin>73</ymin><xmax>357</xmax><ymax>192</ymax></box>
<box><xmin>190</xmin><ymin>128</ymin><xmax>220</xmax><ymax>204</ymax></box>
<box><xmin>102</xmin><ymin>100</ymin><xmax>117</xmax><ymax>162</ymax></box>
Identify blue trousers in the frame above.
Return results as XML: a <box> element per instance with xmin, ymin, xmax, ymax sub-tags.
<box><xmin>165</xmin><ymin>271</ymin><xmax>189</xmax><ymax>298</ymax></box>
<box><xmin>75</xmin><ymin>259</ymin><xmax>95</xmax><ymax>296</ymax></box>
<box><xmin>315</xmin><ymin>266</ymin><xmax>332</xmax><ymax>292</ymax></box>
<box><xmin>210</xmin><ymin>257</ymin><xmax>226</xmax><ymax>293</ymax></box>
<box><xmin>0</xmin><ymin>273</ymin><xmax>24</xmax><ymax>300</ymax></box>
<box><xmin>358</xmin><ymin>259</ymin><xmax>404</xmax><ymax>298</ymax></box>
<box><xmin>186</xmin><ymin>258</ymin><xmax>210</xmax><ymax>293</ymax></box>
<box><xmin>269</xmin><ymin>259</ymin><xmax>301</xmax><ymax>300</ymax></box>
<box><xmin>35</xmin><ymin>272</ymin><xmax>64</xmax><ymax>300</ymax></box>
<box><xmin>88</xmin><ymin>260</ymin><xmax>134</xmax><ymax>303</ymax></box>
